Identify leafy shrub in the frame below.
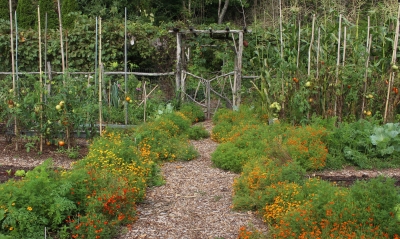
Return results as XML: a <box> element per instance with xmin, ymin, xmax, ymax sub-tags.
<box><xmin>134</xmin><ymin>112</ymin><xmax>198</xmax><ymax>162</ymax></box>
<box><xmin>283</xmin><ymin>125</ymin><xmax>329</xmax><ymax>170</ymax></box>
<box><xmin>269</xmin><ymin>177</ymin><xmax>400</xmax><ymax>238</ymax></box>
<box><xmin>232</xmin><ymin>157</ymin><xmax>305</xmax><ymax>211</ymax></box>
<box><xmin>187</xmin><ymin>125</ymin><xmax>210</xmax><ymax>140</ymax></box>
<box><xmin>370</xmin><ymin>123</ymin><xmax>400</xmax><ymax>156</ymax></box>
<box><xmin>211</xmin><ymin>142</ymin><xmax>260</xmax><ymax>173</ymax></box>
<box><xmin>0</xmin><ymin>160</ymin><xmax>76</xmax><ymax>238</ymax></box>
<box><xmin>326</xmin><ymin>120</ymin><xmax>400</xmax><ymax>169</ymax></box>
<box><xmin>179</xmin><ymin>103</ymin><xmax>205</xmax><ymax>123</ymax></box>
<box><xmin>0</xmin><ymin>112</ymin><xmax>199</xmax><ymax>238</ymax></box>
<box><xmin>212</xmin><ymin>106</ymin><xmax>260</xmax><ymax>125</ymax></box>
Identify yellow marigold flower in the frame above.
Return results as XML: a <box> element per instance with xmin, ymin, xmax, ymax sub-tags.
<box><xmin>11</xmin><ymin>203</ymin><xmax>15</xmax><ymax>206</ymax></box>
<box><xmin>9</xmin><ymin>227</ymin><xmax>13</xmax><ymax>231</ymax></box>
<box><xmin>27</xmin><ymin>206</ymin><xmax>32</xmax><ymax>211</ymax></box>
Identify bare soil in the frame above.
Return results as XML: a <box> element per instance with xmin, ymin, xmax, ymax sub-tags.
<box><xmin>0</xmin><ymin>137</ymin><xmax>89</xmax><ymax>183</ymax></box>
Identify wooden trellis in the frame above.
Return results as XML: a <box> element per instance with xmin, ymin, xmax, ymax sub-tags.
<box><xmin>169</xmin><ymin>28</ymin><xmax>248</xmax><ymax>114</ymax></box>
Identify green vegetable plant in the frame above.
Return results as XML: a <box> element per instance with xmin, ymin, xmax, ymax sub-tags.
<box><xmin>370</xmin><ymin>123</ymin><xmax>400</xmax><ymax>156</ymax></box>
<box><xmin>14</xmin><ymin>170</ymin><xmax>26</xmax><ymax>177</ymax></box>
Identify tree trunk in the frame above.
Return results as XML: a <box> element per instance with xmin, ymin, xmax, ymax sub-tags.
<box><xmin>218</xmin><ymin>0</ymin><xmax>229</xmax><ymax>24</ymax></box>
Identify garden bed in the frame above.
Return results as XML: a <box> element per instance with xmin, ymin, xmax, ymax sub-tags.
<box><xmin>0</xmin><ymin>136</ymin><xmax>89</xmax><ymax>184</ymax></box>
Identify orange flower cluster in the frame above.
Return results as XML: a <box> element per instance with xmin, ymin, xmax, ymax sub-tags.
<box><xmin>238</xmin><ymin>226</ymin><xmax>253</xmax><ymax>239</ymax></box>
<box><xmin>285</xmin><ymin>126</ymin><xmax>328</xmax><ymax>170</ymax></box>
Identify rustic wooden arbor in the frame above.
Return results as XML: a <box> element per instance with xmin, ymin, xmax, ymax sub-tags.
<box><xmin>169</xmin><ymin>28</ymin><xmax>246</xmax><ymax>117</ymax></box>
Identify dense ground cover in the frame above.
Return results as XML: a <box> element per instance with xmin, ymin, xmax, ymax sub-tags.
<box><xmin>210</xmin><ymin>107</ymin><xmax>400</xmax><ymax>239</ymax></box>
<box><xmin>0</xmin><ymin>104</ymin><xmax>208</xmax><ymax>238</ymax></box>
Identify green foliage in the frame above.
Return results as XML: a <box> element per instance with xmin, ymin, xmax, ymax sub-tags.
<box><xmin>283</xmin><ymin>125</ymin><xmax>329</xmax><ymax>170</ymax></box>
<box><xmin>134</xmin><ymin>111</ymin><xmax>199</xmax><ymax>161</ymax></box>
<box><xmin>232</xmin><ymin>157</ymin><xmax>305</xmax><ymax>211</ymax></box>
<box><xmin>0</xmin><ymin>111</ymin><xmax>199</xmax><ymax>238</ymax></box>
<box><xmin>16</xmin><ymin>0</ymin><xmax>36</xmax><ymax>29</ymax></box>
<box><xmin>211</xmin><ymin>142</ymin><xmax>249</xmax><ymax>173</ymax></box>
<box><xmin>0</xmin><ymin>160</ymin><xmax>76</xmax><ymax>238</ymax></box>
<box><xmin>0</xmin><ymin>0</ymin><xmax>9</xmax><ymax>21</ymax></box>
<box><xmin>370</xmin><ymin>123</ymin><xmax>400</xmax><ymax>156</ymax></box>
<box><xmin>39</xmin><ymin>0</ymin><xmax>58</xmax><ymax>29</ymax></box>
<box><xmin>326</xmin><ymin>120</ymin><xmax>400</xmax><ymax>169</ymax></box>
<box><xmin>187</xmin><ymin>125</ymin><xmax>209</xmax><ymax>140</ymax></box>
<box><xmin>350</xmin><ymin>177</ymin><xmax>400</xmax><ymax>234</ymax></box>
<box><xmin>268</xmin><ymin>177</ymin><xmax>400</xmax><ymax>238</ymax></box>
<box><xmin>179</xmin><ymin>103</ymin><xmax>205</xmax><ymax>123</ymax></box>
<box><xmin>61</xmin><ymin>0</ymin><xmax>79</xmax><ymax>29</ymax></box>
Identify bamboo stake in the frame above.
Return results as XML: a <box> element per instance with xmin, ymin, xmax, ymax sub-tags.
<box><xmin>9</xmin><ymin>0</ymin><xmax>17</xmax><ymax>151</ymax></box>
<box><xmin>278</xmin><ymin>0</ymin><xmax>284</xmax><ymax>113</ymax></box>
<box><xmin>334</xmin><ymin>14</ymin><xmax>342</xmax><ymax>117</ymax></box>
<box><xmin>361</xmin><ymin>16</ymin><xmax>371</xmax><ymax>118</ymax></box>
<box><xmin>342</xmin><ymin>27</ymin><xmax>347</xmax><ymax>66</ymax></box>
<box><xmin>143</xmin><ymin>81</ymin><xmax>147</xmax><ymax>122</ymax></box>
<box><xmin>278</xmin><ymin>0</ymin><xmax>283</xmax><ymax>58</ymax></box>
<box><xmin>57</xmin><ymin>0</ymin><xmax>65</xmax><ymax>80</ymax></box>
<box><xmin>38</xmin><ymin>6</ymin><xmax>43</xmax><ymax>152</ymax></box>
<box><xmin>384</xmin><ymin>3</ymin><xmax>400</xmax><ymax>123</ymax></box>
<box><xmin>98</xmin><ymin>17</ymin><xmax>103</xmax><ymax>136</ymax></box>
<box><xmin>308</xmin><ymin>14</ymin><xmax>315</xmax><ymax>76</ymax></box>
<box><xmin>95</xmin><ymin>17</ymin><xmax>98</xmax><ymax>91</ymax></box>
<box><xmin>14</xmin><ymin>11</ymin><xmax>18</xmax><ymax>94</ymax></box>
<box><xmin>296</xmin><ymin>20</ymin><xmax>301</xmax><ymax>69</ymax></box>
<box><xmin>316</xmin><ymin>27</ymin><xmax>321</xmax><ymax>80</ymax></box>
<box><xmin>338</xmin><ymin>26</ymin><xmax>348</xmax><ymax>122</ymax></box>
<box><xmin>137</xmin><ymin>85</ymin><xmax>159</xmax><ymax>107</ymax></box>
<box><xmin>44</xmin><ymin>13</ymin><xmax>48</xmax><ymax>102</ymax></box>
<box><xmin>124</xmin><ymin>8</ymin><xmax>128</xmax><ymax>125</ymax></box>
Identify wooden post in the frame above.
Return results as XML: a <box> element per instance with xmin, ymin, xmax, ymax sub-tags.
<box><xmin>334</xmin><ymin>14</ymin><xmax>342</xmax><ymax>117</ymax></box>
<box><xmin>124</xmin><ymin>8</ymin><xmax>128</xmax><ymax>125</ymax></box>
<box><xmin>361</xmin><ymin>16</ymin><xmax>371</xmax><ymax>119</ymax></box>
<box><xmin>9</xmin><ymin>0</ymin><xmax>18</xmax><ymax>151</ymax></box>
<box><xmin>98</xmin><ymin>17</ymin><xmax>103</xmax><ymax>136</ymax></box>
<box><xmin>316</xmin><ymin>27</ymin><xmax>321</xmax><ymax>80</ymax></box>
<box><xmin>143</xmin><ymin>81</ymin><xmax>147</xmax><ymax>122</ymax></box>
<box><xmin>47</xmin><ymin>62</ymin><xmax>52</xmax><ymax>95</ymax></box>
<box><xmin>57</xmin><ymin>0</ymin><xmax>65</xmax><ymax>81</ymax></box>
<box><xmin>384</xmin><ymin>3</ymin><xmax>400</xmax><ymax>123</ymax></box>
<box><xmin>233</xmin><ymin>31</ymin><xmax>243</xmax><ymax>108</ymax></box>
<box><xmin>296</xmin><ymin>20</ymin><xmax>301</xmax><ymax>69</ymax></box>
<box><xmin>206</xmin><ymin>80</ymin><xmax>211</xmax><ymax>119</ymax></box>
<box><xmin>38</xmin><ymin>5</ymin><xmax>43</xmax><ymax>152</ymax></box>
<box><xmin>176</xmin><ymin>33</ymin><xmax>182</xmax><ymax>100</ymax></box>
<box><xmin>307</xmin><ymin>15</ymin><xmax>315</xmax><ymax>77</ymax></box>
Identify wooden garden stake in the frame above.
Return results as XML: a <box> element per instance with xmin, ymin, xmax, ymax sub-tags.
<box><xmin>316</xmin><ymin>27</ymin><xmax>321</xmax><ymax>80</ymax></box>
<box><xmin>124</xmin><ymin>7</ymin><xmax>128</xmax><ymax>125</ymax></box>
<box><xmin>44</xmin><ymin>13</ymin><xmax>47</xmax><ymax>102</ymax></box>
<box><xmin>384</xmin><ymin>3</ymin><xmax>400</xmax><ymax>123</ymax></box>
<box><xmin>278</xmin><ymin>0</ymin><xmax>285</xmax><ymax>113</ymax></box>
<box><xmin>176</xmin><ymin>32</ymin><xmax>182</xmax><ymax>99</ymax></box>
<box><xmin>14</xmin><ymin>11</ymin><xmax>18</xmax><ymax>92</ymax></box>
<box><xmin>308</xmin><ymin>14</ymin><xmax>315</xmax><ymax>77</ymax></box>
<box><xmin>95</xmin><ymin>17</ymin><xmax>98</xmax><ymax>92</ymax></box>
<box><xmin>57</xmin><ymin>0</ymin><xmax>65</xmax><ymax>77</ymax></box>
<box><xmin>98</xmin><ymin>17</ymin><xmax>103</xmax><ymax>136</ymax></box>
<box><xmin>361</xmin><ymin>16</ymin><xmax>371</xmax><ymax>118</ymax></box>
<box><xmin>143</xmin><ymin>81</ymin><xmax>147</xmax><ymax>122</ymax></box>
<box><xmin>38</xmin><ymin>6</ymin><xmax>43</xmax><ymax>152</ymax></box>
<box><xmin>296</xmin><ymin>20</ymin><xmax>301</xmax><ymax>69</ymax></box>
<box><xmin>278</xmin><ymin>0</ymin><xmax>283</xmax><ymax>59</ymax></box>
<box><xmin>334</xmin><ymin>14</ymin><xmax>342</xmax><ymax>117</ymax></box>
<box><xmin>342</xmin><ymin>27</ymin><xmax>347</xmax><ymax>66</ymax></box>
<box><xmin>9</xmin><ymin>0</ymin><xmax>18</xmax><ymax>150</ymax></box>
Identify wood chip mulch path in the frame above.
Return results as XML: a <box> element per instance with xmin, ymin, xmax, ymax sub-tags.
<box><xmin>118</xmin><ymin>120</ymin><xmax>267</xmax><ymax>239</ymax></box>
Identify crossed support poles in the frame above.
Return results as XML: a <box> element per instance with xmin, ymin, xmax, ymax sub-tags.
<box><xmin>172</xmin><ymin>28</ymin><xmax>245</xmax><ymax>113</ymax></box>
